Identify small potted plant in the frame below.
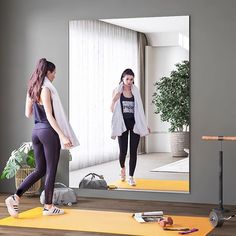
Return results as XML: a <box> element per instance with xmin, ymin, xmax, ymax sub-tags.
<box><xmin>152</xmin><ymin>60</ymin><xmax>190</xmax><ymax>156</ymax></box>
<box><xmin>1</xmin><ymin>142</ymin><xmax>41</xmax><ymax>195</ymax></box>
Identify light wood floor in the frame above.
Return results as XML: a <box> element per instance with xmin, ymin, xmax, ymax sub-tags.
<box><xmin>0</xmin><ymin>194</ymin><xmax>235</xmax><ymax>235</ymax></box>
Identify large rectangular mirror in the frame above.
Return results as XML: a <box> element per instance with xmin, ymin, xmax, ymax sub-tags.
<box><xmin>69</xmin><ymin>16</ymin><xmax>190</xmax><ymax>193</ymax></box>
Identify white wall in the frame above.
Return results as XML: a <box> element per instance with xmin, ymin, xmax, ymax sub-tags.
<box><xmin>145</xmin><ymin>46</ymin><xmax>189</xmax><ymax>153</ymax></box>
<box><xmin>146</xmin><ymin>32</ymin><xmax>179</xmax><ymax>47</ymax></box>
<box><xmin>146</xmin><ymin>31</ymin><xmax>189</xmax><ymax>47</ymax></box>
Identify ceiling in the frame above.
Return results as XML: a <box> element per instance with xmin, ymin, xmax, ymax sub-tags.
<box><xmin>100</xmin><ymin>16</ymin><xmax>189</xmax><ymax>34</ymax></box>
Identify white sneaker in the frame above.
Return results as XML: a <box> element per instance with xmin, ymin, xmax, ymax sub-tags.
<box><xmin>120</xmin><ymin>168</ymin><xmax>126</xmax><ymax>181</ymax></box>
<box><xmin>43</xmin><ymin>206</ymin><xmax>64</xmax><ymax>216</ymax></box>
<box><xmin>5</xmin><ymin>195</ymin><xmax>19</xmax><ymax>218</ymax></box>
<box><xmin>127</xmin><ymin>176</ymin><xmax>136</xmax><ymax>186</ymax></box>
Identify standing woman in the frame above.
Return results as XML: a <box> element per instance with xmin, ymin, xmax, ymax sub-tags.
<box><xmin>5</xmin><ymin>58</ymin><xmax>79</xmax><ymax>217</ymax></box>
<box><xmin>111</xmin><ymin>69</ymin><xmax>149</xmax><ymax>186</ymax></box>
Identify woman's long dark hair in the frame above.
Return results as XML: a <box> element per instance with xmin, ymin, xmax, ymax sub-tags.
<box><xmin>28</xmin><ymin>58</ymin><xmax>55</xmax><ymax>102</ymax></box>
<box><xmin>119</xmin><ymin>68</ymin><xmax>135</xmax><ymax>84</ymax></box>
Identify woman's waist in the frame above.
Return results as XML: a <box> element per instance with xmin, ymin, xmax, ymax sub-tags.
<box><xmin>33</xmin><ymin>122</ymin><xmax>52</xmax><ymax>129</ymax></box>
<box><xmin>123</xmin><ymin>117</ymin><xmax>135</xmax><ymax>124</ymax></box>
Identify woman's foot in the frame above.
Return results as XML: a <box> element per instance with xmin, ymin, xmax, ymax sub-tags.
<box><xmin>43</xmin><ymin>205</ymin><xmax>64</xmax><ymax>216</ymax></box>
<box><xmin>120</xmin><ymin>167</ymin><xmax>126</xmax><ymax>181</ymax></box>
<box><xmin>5</xmin><ymin>194</ymin><xmax>19</xmax><ymax>218</ymax></box>
<box><xmin>127</xmin><ymin>176</ymin><xmax>136</xmax><ymax>186</ymax></box>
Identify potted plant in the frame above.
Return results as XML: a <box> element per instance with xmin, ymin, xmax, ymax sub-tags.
<box><xmin>152</xmin><ymin>60</ymin><xmax>190</xmax><ymax>156</ymax></box>
<box><xmin>1</xmin><ymin>142</ymin><xmax>41</xmax><ymax>195</ymax></box>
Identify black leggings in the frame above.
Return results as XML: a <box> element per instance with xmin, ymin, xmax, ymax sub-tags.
<box><xmin>118</xmin><ymin>118</ymin><xmax>140</xmax><ymax>177</ymax></box>
<box><xmin>16</xmin><ymin>127</ymin><xmax>61</xmax><ymax>204</ymax></box>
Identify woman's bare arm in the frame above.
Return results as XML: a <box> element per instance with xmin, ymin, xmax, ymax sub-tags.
<box><xmin>25</xmin><ymin>93</ymin><xmax>33</xmax><ymax>118</ymax></box>
<box><xmin>41</xmin><ymin>87</ymin><xmax>72</xmax><ymax>148</ymax></box>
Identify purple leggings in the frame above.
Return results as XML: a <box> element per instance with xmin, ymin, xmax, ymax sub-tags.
<box><xmin>16</xmin><ymin>127</ymin><xmax>61</xmax><ymax>204</ymax></box>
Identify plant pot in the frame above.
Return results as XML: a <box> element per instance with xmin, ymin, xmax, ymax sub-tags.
<box><xmin>15</xmin><ymin>167</ymin><xmax>41</xmax><ymax>196</ymax></box>
<box><xmin>170</xmin><ymin>131</ymin><xmax>189</xmax><ymax>157</ymax></box>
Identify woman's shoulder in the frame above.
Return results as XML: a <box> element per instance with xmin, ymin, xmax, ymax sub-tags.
<box><xmin>131</xmin><ymin>84</ymin><xmax>139</xmax><ymax>92</ymax></box>
<box><xmin>41</xmin><ymin>86</ymin><xmax>51</xmax><ymax>97</ymax></box>
<box><xmin>41</xmin><ymin>86</ymin><xmax>51</xmax><ymax>92</ymax></box>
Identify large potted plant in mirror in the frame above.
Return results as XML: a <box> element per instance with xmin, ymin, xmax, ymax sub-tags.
<box><xmin>152</xmin><ymin>60</ymin><xmax>190</xmax><ymax>157</ymax></box>
<box><xmin>0</xmin><ymin>142</ymin><xmax>41</xmax><ymax>195</ymax></box>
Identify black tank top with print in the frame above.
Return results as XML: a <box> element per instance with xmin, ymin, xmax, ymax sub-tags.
<box><xmin>120</xmin><ymin>93</ymin><xmax>134</xmax><ymax>119</ymax></box>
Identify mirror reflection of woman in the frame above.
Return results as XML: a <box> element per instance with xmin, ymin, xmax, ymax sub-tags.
<box><xmin>111</xmin><ymin>69</ymin><xmax>150</xmax><ymax>186</ymax></box>
<box><xmin>5</xmin><ymin>58</ymin><xmax>79</xmax><ymax>217</ymax></box>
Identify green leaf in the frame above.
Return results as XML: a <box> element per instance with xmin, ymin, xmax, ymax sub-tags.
<box><xmin>152</xmin><ymin>60</ymin><xmax>190</xmax><ymax>132</ymax></box>
<box><xmin>0</xmin><ymin>170</ymin><xmax>8</xmax><ymax>180</ymax></box>
<box><xmin>26</xmin><ymin>149</ymin><xmax>35</xmax><ymax>168</ymax></box>
<box><xmin>0</xmin><ymin>141</ymin><xmax>35</xmax><ymax>180</ymax></box>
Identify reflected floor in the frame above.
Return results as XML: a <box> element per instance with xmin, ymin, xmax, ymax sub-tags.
<box><xmin>69</xmin><ymin>153</ymin><xmax>189</xmax><ymax>188</ymax></box>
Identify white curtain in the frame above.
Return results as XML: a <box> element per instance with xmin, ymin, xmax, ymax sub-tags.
<box><xmin>69</xmin><ymin>20</ymin><xmax>138</xmax><ymax>171</ymax></box>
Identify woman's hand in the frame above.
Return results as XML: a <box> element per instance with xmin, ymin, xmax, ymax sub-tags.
<box><xmin>112</xmin><ymin>92</ymin><xmax>121</xmax><ymax>103</ymax></box>
<box><xmin>61</xmin><ymin>135</ymin><xmax>73</xmax><ymax>149</ymax></box>
<box><xmin>148</xmin><ymin>127</ymin><xmax>151</xmax><ymax>134</ymax></box>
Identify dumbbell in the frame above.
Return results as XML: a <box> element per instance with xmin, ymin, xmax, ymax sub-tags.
<box><xmin>158</xmin><ymin>217</ymin><xmax>174</xmax><ymax>227</ymax></box>
<box><xmin>209</xmin><ymin>209</ymin><xmax>235</xmax><ymax>227</ymax></box>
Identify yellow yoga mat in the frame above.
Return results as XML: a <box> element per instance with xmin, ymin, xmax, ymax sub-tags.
<box><xmin>0</xmin><ymin>207</ymin><xmax>213</xmax><ymax>236</ymax></box>
<box><xmin>109</xmin><ymin>179</ymin><xmax>189</xmax><ymax>192</ymax></box>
